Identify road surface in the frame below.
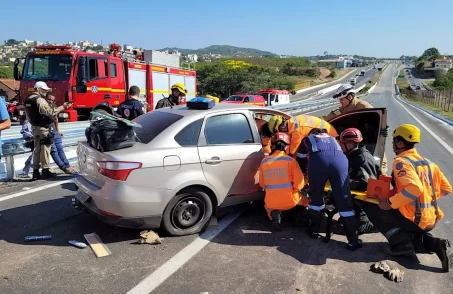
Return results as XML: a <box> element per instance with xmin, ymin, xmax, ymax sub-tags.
<box><xmin>1</xmin><ymin>64</ymin><xmax>453</xmax><ymax>294</ymax></box>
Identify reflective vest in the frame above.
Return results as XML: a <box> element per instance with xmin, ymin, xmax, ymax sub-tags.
<box><xmin>389</xmin><ymin>149</ymin><xmax>452</xmax><ymax>230</ymax></box>
<box><xmin>287</xmin><ymin>115</ymin><xmax>338</xmax><ymax>156</ymax></box>
<box><xmin>259</xmin><ymin>151</ymin><xmax>305</xmax><ymax>211</ymax></box>
<box><xmin>24</xmin><ymin>94</ymin><xmax>54</xmax><ymax>127</ymax></box>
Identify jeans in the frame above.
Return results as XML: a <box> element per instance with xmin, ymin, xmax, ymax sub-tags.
<box><xmin>23</xmin><ymin>141</ymin><xmax>35</xmax><ymax>174</ymax></box>
<box><xmin>50</xmin><ymin>129</ymin><xmax>70</xmax><ymax>170</ymax></box>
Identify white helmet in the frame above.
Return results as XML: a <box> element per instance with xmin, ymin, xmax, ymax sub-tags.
<box><xmin>333</xmin><ymin>83</ymin><xmax>356</xmax><ymax>99</ymax></box>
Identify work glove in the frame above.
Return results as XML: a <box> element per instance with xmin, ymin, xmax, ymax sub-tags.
<box><xmin>380</xmin><ymin>125</ymin><xmax>390</xmax><ymax>137</ymax></box>
<box><xmin>384</xmin><ymin>267</ymin><xmax>405</xmax><ymax>283</ymax></box>
<box><xmin>370</xmin><ymin>261</ymin><xmax>390</xmax><ymax>274</ymax></box>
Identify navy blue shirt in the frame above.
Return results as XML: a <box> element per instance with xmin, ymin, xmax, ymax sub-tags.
<box><xmin>118</xmin><ymin>98</ymin><xmax>145</xmax><ymax>120</ymax></box>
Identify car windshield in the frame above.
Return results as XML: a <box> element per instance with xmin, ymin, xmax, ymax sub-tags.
<box><xmin>23</xmin><ymin>54</ymin><xmax>73</xmax><ymax>82</ymax></box>
<box><xmin>225</xmin><ymin>95</ymin><xmax>243</xmax><ymax>101</ymax></box>
<box><xmin>260</xmin><ymin>93</ymin><xmax>270</xmax><ymax>101</ymax></box>
<box><xmin>133</xmin><ymin>111</ymin><xmax>183</xmax><ymax>144</ymax></box>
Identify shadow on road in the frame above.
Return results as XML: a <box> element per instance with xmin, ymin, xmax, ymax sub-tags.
<box><xmin>208</xmin><ymin>204</ymin><xmax>443</xmax><ymax>273</ymax></box>
<box><xmin>0</xmin><ymin>195</ymin><xmax>144</xmax><ymax>247</ymax></box>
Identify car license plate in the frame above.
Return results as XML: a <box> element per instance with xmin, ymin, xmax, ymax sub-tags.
<box><xmin>76</xmin><ymin>191</ymin><xmax>91</xmax><ymax>204</ymax></box>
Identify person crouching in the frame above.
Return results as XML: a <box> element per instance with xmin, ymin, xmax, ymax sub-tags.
<box><xmin>259</xmin><ymin>132</ymin><xmax>305</xmax><ymax>231</ymax></box>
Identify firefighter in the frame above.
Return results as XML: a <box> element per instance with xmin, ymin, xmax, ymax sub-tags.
<box><xmin>258</xmin><ymin>132</ymin><xmax>305</xmax><ymax>231</ymax></box>
<box><xmin>118</xmin><ymin>85</ymin><xmax>145</xmax><ymax>120</ymax></box>
<box><xmin>338</xmin><ymin>128</ymin><xmax>380</xmax><ymax>234</ymax></box>
<box><xmin>299</xmin><ymin>128</ymin><xmax>363</xmax><ymax>251</ymax></box>
<box><xmin>322</xmin><ymin>83</ymin><xmax>390</xmax><ymax>174</ymax></box>
<box><xmin>361</xmin><ymin>124</ymin><xmax>452</xmax><ymax>272</ymax></box>
<box><xmin>25</xmin><ymin>81</ymin><xmax>72</xmax><ymax>180</ymax></box>
<box><xmin>155</xmin><ymin>83</ymin><xmax>188</xmax><ymax>109</ymax></box>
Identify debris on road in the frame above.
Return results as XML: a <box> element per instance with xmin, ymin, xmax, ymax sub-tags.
<box><xmin>69</xmin><ymin>240</ymin><xmax>88</xmax><ymax>249</ymax></box>
<box><xmin>384</xmin><ymin>267</ymin><xmax>405</xmax><ymax>283</ymax></box>
<box><xmin>370</xmin><ymin>261</ymin><xmax>404</xmax><ymax>283</ymax></box>
<box><xmin>136</xmin><ymin>230</ymin><xmax>162</xmax><ymax>245</ymax></box>
<box><xmin>24</xmin><ymin>235</ymin><xmax>52</xmax><ymax>242</ymax></box>
<box><xmin>370</xmin><ymin>261</ymin><xmax>390</xmax><ymax>274</ymax></box>
<box><xmin>84</xmin><ymin>233</ymin><xmax>112</xmax><ymax>258</ymax></box>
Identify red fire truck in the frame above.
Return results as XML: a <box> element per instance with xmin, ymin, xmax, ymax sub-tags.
<box><xmin>259</xmin><ymin>88</ymin><xmax>290</xmax><ymax>107</ymax></box>
<box><xmin>13</xmin><ymin>44</ymin><xmax>197</xmax><ymax>122</ymax></box>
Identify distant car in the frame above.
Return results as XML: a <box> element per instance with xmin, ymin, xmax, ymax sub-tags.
<box><xmin>416</xmin><ymin>86</ymin><xmax>421</xmax><ymax>90</ymax></box>
<box><xmin>74</xmin><ymin>103</ymin><xmax>387</xmax><ymax>236</ymax></box>
<box><xmin>221</xmin><ymin>94</ymin><xmax>266</xmax><ymax>107</ymax></box>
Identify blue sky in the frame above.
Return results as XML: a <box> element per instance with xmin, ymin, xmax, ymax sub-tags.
<box><xmin>2</xmin><ymin>0</ymin><xmax>452</xmax><ymax>57</ymax></box>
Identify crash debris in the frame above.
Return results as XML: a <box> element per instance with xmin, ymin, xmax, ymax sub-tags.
<box><xmin>136</xmin><ymin>230</ymin><xmax>162</xmax><ymax>245</ymax></box>
<box><xmin>84</xmin><ymin>233</ymin><xmax>112</xmax><ymax>258</ymax></box>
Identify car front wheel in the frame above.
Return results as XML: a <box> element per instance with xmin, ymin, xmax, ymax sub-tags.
<box><xmin>161</xmin><ymin>190</ymin><xmax>213</xmax><ymax>236</ymax></box>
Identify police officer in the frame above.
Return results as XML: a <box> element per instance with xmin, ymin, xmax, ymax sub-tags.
<box><xmin>118</xmin><ymin>86</ymin><xmax>145</xmax><ymax>120</ymax></box>
<box><xmin>25</xmin><ymin>81</ymin><xmax>72</xmax><ymax>179</ymax></box>
<box><xmin>155</xmin><ymin>83</ymin><xmax>187</xmax><ymax>109</ymax></box>
<box><xmin>259</xmin><ymin>132</ymin><xmax>305</xmax><ymax>231</ymax></box>
<box><xmin>298</xmin><ymin>128</ymin><xmax>363</xmax><ymax>251</ymax></box>
<box><xmin>361</xmin><ymin>124</ymin><xmax>452</xmax><ymax>272</ymax></box>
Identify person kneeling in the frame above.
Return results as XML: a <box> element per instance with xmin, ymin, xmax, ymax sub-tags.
<box><xmin>259</xmin><ymin>132</ymin><xmax>305</xmax><ymax>231</ymax></box>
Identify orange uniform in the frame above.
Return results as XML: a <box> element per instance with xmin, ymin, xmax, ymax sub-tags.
<box><xmin>259</xmin><ymin>151</ymin><xmax>305</xmax><ymax>218</ymax></box>
<box><xmin>287</xmin><ymin>115</ymin><xmax>338</xmax><ymax>156</ymax></box>
<box><xmin>389</xmin><ymin>149</ymin><xmax>452</xmax><ymax>230</ymax></box>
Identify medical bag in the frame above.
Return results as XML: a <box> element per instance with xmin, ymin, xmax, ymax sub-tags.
<box><xmin>85</xmin><ymin>118</ymin><xmax>136</xmax><ymax>152</ymax></box>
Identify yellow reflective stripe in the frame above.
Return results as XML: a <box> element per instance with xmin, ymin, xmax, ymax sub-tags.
<box><xmin>86</xmin><ymin>87</ymin><xmax>125</xmax><ymax>93</ymax></box>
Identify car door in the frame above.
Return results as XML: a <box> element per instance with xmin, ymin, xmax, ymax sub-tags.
<box><xmin>198</xmin><ymin>110</ymin><xmax>264</xmax><ymax>207</ymax></box>
<box><xmin>328</xmin><ymin>108</ymin><xmax>387</xmax><ymax>164</ymax></box>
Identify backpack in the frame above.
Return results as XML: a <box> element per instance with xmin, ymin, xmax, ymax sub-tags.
<box><xmin>85</xmin><ymin>117</ymin><xmax>136</xmax><ymax>152</ymax></box>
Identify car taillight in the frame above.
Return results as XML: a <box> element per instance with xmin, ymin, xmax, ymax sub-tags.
<box><xmin>96</xmin><ymin>161</ymin><xmax>142</xmax><ymax>181</ymax></box>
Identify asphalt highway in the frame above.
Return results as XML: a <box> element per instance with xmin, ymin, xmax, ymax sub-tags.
<box><xmin>1</xmin><ymin>63</ymin><xmax>453</xmax><ymax>293</ymax></box>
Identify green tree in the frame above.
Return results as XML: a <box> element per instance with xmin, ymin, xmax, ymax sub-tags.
<box><xmin>5</xmin><ymin>39</ymin><xmax>20</xmax><ymax>46</ymax></box>
<box><xmin>0</xmin><ymin>66</ymin><xmax>14</xmax><ymax>78</ymax></box>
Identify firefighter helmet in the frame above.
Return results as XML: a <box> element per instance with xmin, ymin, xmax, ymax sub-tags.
<box><xmin>339</xmin><ymin>128</ymin><xmax>363</xmax><ymax>143</ymax></box>
<box><xmin>271</xmin><ymin>132</ymin><xmax>290</xmax><ymax>145</ymax></box>
<box><xmin>171</xmin><ymin>83</ymin><xmax>188</xmax><ymax>94</ymax></box>
<box><xmin>392</xmin><ymin>124</ymin><xmax>420</xmax><ymax>143</ymax></box>
<box><xmin>268</xmin><ymin>115</ymin><xmax>284</xmax><ymax>134</ymax></box>
<box><xmin>333</xmin><ymin>83</ymin><xmax>356</xmax><ymax>99</ymax></box>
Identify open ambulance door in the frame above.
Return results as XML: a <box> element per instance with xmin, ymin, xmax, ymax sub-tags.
<box><xmin>327</xmin><ymin>108</ymin><xmax>387</xmax><ymax>165</ymax></box>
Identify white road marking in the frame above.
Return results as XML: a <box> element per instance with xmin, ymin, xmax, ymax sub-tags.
<box><xmin>393</xmin><ymin>94</ymin><xmax>453</xmax><ymax>156</ymax></box>
<box><xmin>127</xmin><ymin>210</ymin><xmax>243</xmax><ymax>294</ymax></box>
<box><xmin>0</xmin><ymin>180</ymin><xmax>74</xmax><ymax>202</ymax></box>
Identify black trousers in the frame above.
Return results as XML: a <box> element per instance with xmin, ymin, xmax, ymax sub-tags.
<box><xmin>361</xmin><ymin>201</ymin><xmax>435</xmax><ymax>253</ymax></box>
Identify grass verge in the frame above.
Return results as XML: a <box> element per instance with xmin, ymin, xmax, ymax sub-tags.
<box><xmin>400</xmin><ymin>94</ymin><xmax>453</xmax><ymax>121</ymax></box>
<box><xmin>294</xmin><ymin>68</ymin><xmax>354</xmax><ymax>90</ymax></box>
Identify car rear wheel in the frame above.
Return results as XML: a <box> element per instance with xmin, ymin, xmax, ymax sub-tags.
<box><xmin>162</xmin><ymin>190</ymin><xmax>213</xmax><ymax>236</ymax></box>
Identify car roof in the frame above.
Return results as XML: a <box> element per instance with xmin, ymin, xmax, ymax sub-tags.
<box><xmin>155</xmin><ymin>103</ymin><xmax>271</xmax><ymax>119</ymax></box>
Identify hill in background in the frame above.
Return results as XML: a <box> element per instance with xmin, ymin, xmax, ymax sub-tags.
<box><xmin>159</xmin><ymin>45</ymin><xmax>278</xmax><ymax>57</ymax></box>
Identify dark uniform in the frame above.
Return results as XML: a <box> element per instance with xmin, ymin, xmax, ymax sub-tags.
<box><xmin>118</xmin><ymin>98</ymin><xmax>144</xmax><ymax>120</ymax></box>
<box><xmin>347</xmin><ymin>145</ymin><xmax>381</xmax><ymax>234</ymax></box>
<box><xmin>298</xmin><ymin>132</ymin><xmax>362</xmax><ymax>249</ymax></box>
<box><xmin>25</xmin><ymin>92</ymin><xmax>64</xmax><ymax>178</ymax></box>
<box><xmin>155</xmin><ymin>95</ymin><xmax>179</xmax><ymax>109</ymax></box>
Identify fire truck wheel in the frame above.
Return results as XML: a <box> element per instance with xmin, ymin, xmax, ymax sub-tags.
<box><xmin>161</xmin><ymin>189</ymin><xmax>213</xmax><ymax>236</ymax></box>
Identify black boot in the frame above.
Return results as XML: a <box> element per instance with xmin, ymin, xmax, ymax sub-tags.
<box><xmin>32</xmin><ymin>169</ymin><xmax>41</xmax><ymax>180</ymax></box>
<box><xmin>424</xmin><ymin>234</ymin><xmax>451</xmax><ymax>272</ymax></box>
<box><xmin>341</xmin><ymin>216</ymin><xmax>364</xmax><ymax>251</ymax></box>
<box><xmin>383</xmin><ymin>228</ymin><xmax>415</xmax><ymax>256</ymax></box>
<box><xmin>357</xmin><ymin>209</ymin><xmax>378</xmax><ymax>235</ymax></box>
<box><xmin>307</xmin><ymin>210</ymin><xmax>322</xmax><ymax>239</ymax></box>
<box><xmin>41</xmin><ymin>169</ymin><xmax>57</xmax><ymax>179</ymax></box>
<box><xmin>295</xmin><ymin>206</ymin><xmax>309</xmax><ymax>227</ymax></box>
<box><xmin>271</xmin><ymin>210</ymin><xmax>282</xmax><ymax>231</ymax></box>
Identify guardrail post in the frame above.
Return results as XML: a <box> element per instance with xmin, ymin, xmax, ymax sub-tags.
<box><xmin>5</xmin><ymin>155</ymin><xmax>15</xmax><ymax>180</ymax></box>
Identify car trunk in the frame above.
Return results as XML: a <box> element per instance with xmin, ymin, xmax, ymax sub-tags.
<box><xmin>77</xmin><ymin>142</ymin><xmax>116</xmax><ymax>187</ymax></box>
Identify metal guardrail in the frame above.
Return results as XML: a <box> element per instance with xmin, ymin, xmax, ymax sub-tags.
<box><xmin>1</xmin><ymin>98</ymin><xmax>343</xmax><ymax>180</ymax></box>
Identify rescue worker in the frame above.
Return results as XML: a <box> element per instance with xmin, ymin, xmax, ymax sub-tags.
<box><xmin>118</xmin><ymin>85</ymin><xmax>145</xmax><ymax>120</ymax></box>
<box><xmin>322</xmin><ymin>83</ymin><xmax>390</xmax><ymax>174</ymax></box>
<box><xmin>155</xmin><ymin>83</ymin><xmax>188</xmax><ymax>109</ymax></box>
<box><xmin>258</xmin><ymin>132</ymin><xmax>305</xmax><ymax>231</ymax></box>
<box><xmin>361</xmin><ymin>124</ymin><xmax>452</xmax><ymax>272</ymax></box>
<box><xmin>299</xmin><ymin>128</ymin><xmax>363</xmax><ymax>251</ymax></box>
<box><xmin>25</xmin><ymin>81</ymin><xmax>71</xmax><ymax>179</ymax></box>
<box><xmin>339</xmin><ymin>128</ymin><xmax>380</xmax><ymax>234</ymax></box>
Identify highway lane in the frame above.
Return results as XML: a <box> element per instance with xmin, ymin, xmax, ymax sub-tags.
<box><xmin>1</xmin><ymin>63</ymin><xmax>453</xmax><ymax>293</ymax></box>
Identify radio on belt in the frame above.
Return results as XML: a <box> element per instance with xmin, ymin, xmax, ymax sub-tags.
<box><xmin>186</xmin><ymin>97</ymin><xmax>215</xmax><ymax>110</ymax></box>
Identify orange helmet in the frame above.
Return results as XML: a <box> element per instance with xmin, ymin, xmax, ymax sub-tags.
<box><xmin>271</xmin><ymin>132</ymin><xmax>290</xmax><ymax>145</ymax></box>
<box><xmin>339</xmin><ymin>128</ymin><xmax>363</xmax><ymax>143</ymax></box>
